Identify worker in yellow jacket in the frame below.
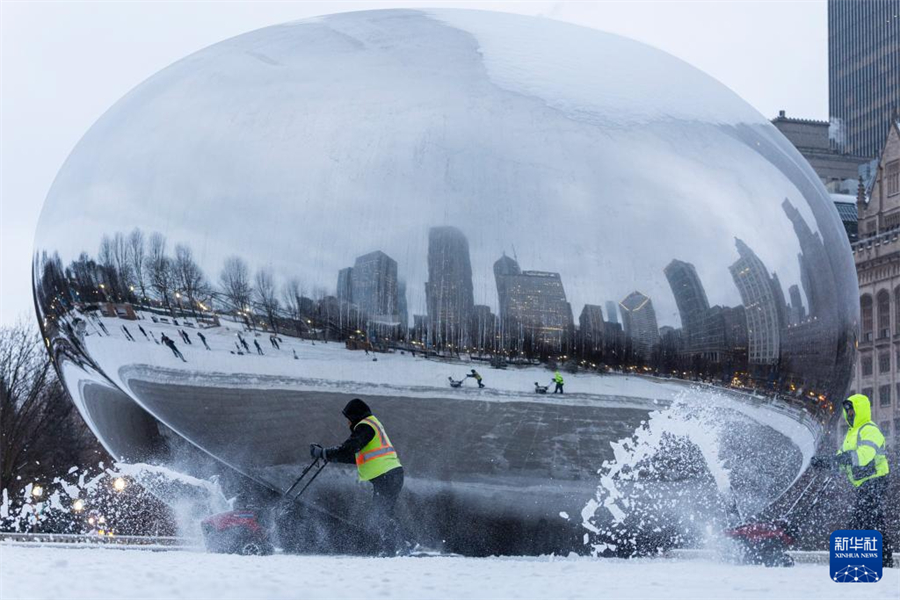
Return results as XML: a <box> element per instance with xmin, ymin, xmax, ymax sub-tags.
<box><xmin>311</xmin><ymin>398</ymin><xmax>405</xmax><ymax>555</ymax></box>
<box><xmin>812</xmin><ymin>393</ymin><xmax>892</xmax><ymax>567</ymax></box>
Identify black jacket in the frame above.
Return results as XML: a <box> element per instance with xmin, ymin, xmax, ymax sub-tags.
<box><xmin>325</xmin><ymin>424</ymin><xmax>375</xmax><ymax>464</ymax></box>
<box><xmin>326</xmin><ymin>398</ymin><xmax>376</xmax><ymax>464</ymax></box>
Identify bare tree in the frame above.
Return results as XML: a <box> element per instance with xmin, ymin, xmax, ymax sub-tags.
<box><xmin>127</xmin><ymin>228</ymin><xmax>148</xmax><ymax>303</ymax></box>
<box><xmin>173</xmin><ymin>244</ymin><xmax>208</xmax><ymax>317</ymax></box>
<box><xmin>282</xmin><ymin>277</ymin><xmax>304</xmax><ymax>323</ymax></box>
<box><xmin>219</xmin><ymin>256</ymin><xmax>253</xmax><ymax>326</ymax></box>
<box><xmin>0</xmin><ymin>322</ymin><xmax>104</xmax><ymax>498</ymax></box>
<box><xmin>112</xmin><ymin>232</ymin><xmax>133</xmax><ymax>298</ymax></box>
<box><xmin>97</xmin><ymin>235</ymin><xmax>116</xmax><ymax>300</ymax></box>
<box><xmin>147</xmin><ymin>232</ymin><xmax>175</xmax><ymax>312</ymax></box>
<box><xmin>255</xmin><ymin>267</ymin><xmax>280</xmax><ymax>333</ymax></box>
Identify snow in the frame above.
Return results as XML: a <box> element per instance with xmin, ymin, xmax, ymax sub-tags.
<box><xmin>2</xmin><ymin>545</ymin><xmax>896</xmax><ymax>600</ymax></box>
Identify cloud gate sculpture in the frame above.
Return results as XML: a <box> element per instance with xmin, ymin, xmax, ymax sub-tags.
<box><xmin>33</xmin><ymin>9</ymin><xmax>858</xmax><ymax>554</ymax></box>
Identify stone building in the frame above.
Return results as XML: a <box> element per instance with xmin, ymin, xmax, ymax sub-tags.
<box><xmin>851</xmin><ymin>117</ymin><xmax>900</xmax><ymax>444</ymax></box>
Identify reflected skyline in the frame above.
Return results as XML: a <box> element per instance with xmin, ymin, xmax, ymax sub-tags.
<box><xmin>35</xmin><ymin>195</ymin><xmax>849</xmax><ymax>396</ymax></box>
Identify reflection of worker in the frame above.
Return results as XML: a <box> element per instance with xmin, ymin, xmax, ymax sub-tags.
<box><xmin>310</xmin><ymin>399</ymin><xmax>406</xmax><ymax>555</ymax></box>
<box><xmin>812</xmin><ymin>394</ymin><xmax>892</xmax><ymax>568</ymax></box>
<box><xmin>553</xmin><ymin>371</ymin><xmax>564</xmax><ymax>394</ymax></box>
<box><xmin>467</xmin><ymin>369</ymin><xmax>485</xmax><ymax>388</ymax></box>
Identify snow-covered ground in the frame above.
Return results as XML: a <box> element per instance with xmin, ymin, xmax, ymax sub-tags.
<box><xmin>1</xmin><ymin>544</ymin><xmax>894</xmax><ymax>600</ymax></box>
<box><xmin>85</xmin><ymin>312</ymin><xmax>689</xmax><ymax>405</ymax></box>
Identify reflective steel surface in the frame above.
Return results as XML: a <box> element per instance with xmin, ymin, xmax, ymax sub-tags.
<box><xmin>33</xmin><ymin>9</ymin><xmax>857</xmax><ymax>553</ymax></box>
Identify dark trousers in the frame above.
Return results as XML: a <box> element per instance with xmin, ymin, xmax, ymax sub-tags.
<box><xmin>370</xmin><ymin>467</ymin><xmax>404</xmax><ymax>553</ymax></box>
<box><xmin>849</xmin><ymin>476</ymin><xmax>893</xmax><ymax>566</ymax></box>
<box><xmin>554</xmin><ymin>382</ymin><xmax>563</xmax><ymax>393</ymax></box>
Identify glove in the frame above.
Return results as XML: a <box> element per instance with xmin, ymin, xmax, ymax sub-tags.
<box><xmin>310</xmin><ymin>444</ymin><xmax>326</xmax><ymax>460</ymax></box>
<box><xmin>835</xmin><ymin>452</ymin><xmax>853</xmax><ymax>468</ymax></box>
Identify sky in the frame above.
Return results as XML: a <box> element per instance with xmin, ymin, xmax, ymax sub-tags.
<box><xmin>0</xmin><ymin>1</ymin><xmax>829</xmax><ymax>326</ymax></box>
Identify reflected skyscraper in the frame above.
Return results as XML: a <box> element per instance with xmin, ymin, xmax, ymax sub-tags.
<box><xmin>494</xmin><ymin>254</ymin><xmax>574</xmax><ymax>351</ymax></box>
<box><xmin>788</xmin><ymin>284</ymin><xmax>806</xmax><ymax>325</ymax></box>
<box><xmin>782</xmin><ymin>198</ymin><xmax>836</xmax><ymax>321</ymax></box>
<box><xmin>398</xmin><ymin>280</ymin><xmax>409</xmax><ymax>333</ymax></box>
<box><xmin>426</xmin><ymin>226</ymin><xmax>475</xmax><ymax>349</ymax></box>
<box><xmin>605</xmin><ymin>301</ymin><xmax>619</xmax><ymax>325</ymax></box>
<box><xmin>664</xmin><ymin>259</ymin><xmax>710</xmax><ymax>354</ymax></box>
<box><xmin>579</xmin><ymin>304</ymin><xmax>605</xmax><ymax>354</ymax></box>
<box><xmin>337</xmin><ymin>267</ymin><xmax>353</xmax><ymax>304</ymax></box>
<box><xmin>473</xmin><ymin>304</ymin><xmax>497</xmax><ymax>351</ymax></box>
<box><xmin>619</xmin><ymin>291</ymin><xmax>660</xmax><ymax>360</ymax></box>
<box><xmin>348</xmin><ymin>250</ymin><xmax>399</xmax><ymax>323</ymax></box>
<box><xmin>729</xmin><ymin>239</ymin><xmax>782</xmax><ymax>365</ymax></box>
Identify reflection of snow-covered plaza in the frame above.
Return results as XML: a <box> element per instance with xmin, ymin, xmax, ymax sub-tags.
<box><xmin>72</xmin><ymin>312</ymin><xmax>819</xmax><ymax>530</ymax></box>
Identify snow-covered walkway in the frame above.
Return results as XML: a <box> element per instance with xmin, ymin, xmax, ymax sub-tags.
<box><xmin>1</xmin><ymin>544</ymin><xmax>895</xmax><ymax>600</ymax></box>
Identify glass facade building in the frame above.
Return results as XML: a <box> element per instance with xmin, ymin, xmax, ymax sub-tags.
<box><xmin>828</xmin><ymin>0</ymin><xmax>900</xmax><ymax>158</ymax></box>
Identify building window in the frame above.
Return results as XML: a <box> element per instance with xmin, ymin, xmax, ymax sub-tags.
<box><xmin>862</xmin><ymin>356</ymin><xmax>874</xmax><ymax>376</ymax></box>
<box><xmin>895</xmin><ymin>288</ymin><xmax>900</xmax><ymax>334</ymax></box>
<box><xmin>862</xmin><ymin>387</ymin><xmax>873</xmax><ymax>401</ymax></box>
<box><xmin>888</xmin><ymin>160</ymin><xmax>899</xmax><ymax>197</ymax></box>
<box><xmin>879</xmin><ymin>352</ymin><xmax>891</xmax><ymax>373</ymax></box>
<box><xmin>877</xmin><ymin>290</ymin><xmax>890</xmax><ymax>339</ymax></box>
<box><xmin>879</xmin><ymin>384</ymin><xmax>891</xmax><ymax>407</ymax></box>
<box><xmin>861</xmin><ymin>295</ymin><xmax>873</xmax><ymax>341</ymax></box>
<box><xmin>880</xmin><ymin>421</ymin><xmax>891</xmax><ymax>437</ymax></box>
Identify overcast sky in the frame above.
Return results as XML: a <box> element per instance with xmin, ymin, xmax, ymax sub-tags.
<box><xmin>0</xmin><ymin>1</ymin><xmax>828</xmax><ymax>325</ymax></box>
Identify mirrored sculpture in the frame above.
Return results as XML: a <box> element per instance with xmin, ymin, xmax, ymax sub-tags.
<box><xmin>33</xmin><ymin>9</ymin><xmax>858</xmax><ymax>554</ymax></box>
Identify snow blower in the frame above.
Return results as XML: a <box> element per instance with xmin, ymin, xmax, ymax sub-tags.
<box><xmin>201</xmin><ymin>457</ymin><xmax>328</xmax><ymax>556</ymax></box>
<box><xmin>723</xmin><ymin>473</ymin><xmax>834</xmax><ymax>567</ymax></box>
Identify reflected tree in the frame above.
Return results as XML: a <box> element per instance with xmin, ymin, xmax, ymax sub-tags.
<box><xmin>147</xmin><ymin>233</ymin><xmax>176</xmax><ymax>313</ymax></box>
<box><xmin>255</xmin><ymin>267</ymin><xmax>280</xmax><ymax>333</ymax></box>
<box><xmin>219</xmin><ymin>256</ymin><xmax>253</xmax><ymax>327</ymax></box>
<box><xmin>127</xmin><ymin>228</ymin><xmax>148</xmax><ymax>304</ymax></box>
<box><xmin>173</xmin><ymin>244</ymin><xmax>208</xmax><ymax>317</ymax></box>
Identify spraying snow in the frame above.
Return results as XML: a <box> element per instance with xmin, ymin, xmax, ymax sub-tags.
<box><xmin>580</xmin><ymin>387</ymin><xmax>804</xmax><ymax>556</ymax></box>
<box><xmin>0</xmin><ymin>462</ymin><xmax>229</xmax><ymax>540</ymax></box>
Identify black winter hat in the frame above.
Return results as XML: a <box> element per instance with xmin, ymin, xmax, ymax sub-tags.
<box><xmin>342</xmin><ymin>398</ymin><xmax>372</xmax><ymax>424</ymax></box>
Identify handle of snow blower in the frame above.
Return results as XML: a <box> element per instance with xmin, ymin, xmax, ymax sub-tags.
<box><xmin>284</xmin><ymin>457</ymin><xmax>328</xmax><ymax>499</ymax></box>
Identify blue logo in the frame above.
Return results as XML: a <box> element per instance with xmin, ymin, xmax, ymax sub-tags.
<box><xmin>830</xmin><ymin>530</ymin><xmax>882</xmax><ymax>582</ymax></box>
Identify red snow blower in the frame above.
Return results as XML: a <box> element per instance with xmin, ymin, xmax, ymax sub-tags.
<box><xmin>723</xmin><ymin>473</ymin><xmax>833</xmax><ymax>567</ymax></box>
<box><xmin>201</xmin><ymin>457</ymin><xmax>328</xmax><ymax>556</ymax></box>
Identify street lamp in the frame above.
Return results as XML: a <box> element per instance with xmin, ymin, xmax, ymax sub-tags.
<box><xmin>72</xmin><ymin>499</ymin><xmax>85</xmax><ymax>512</ymax></box>
<box><xmin>31</xmin><ymin>485</ymin><xmax>44</xmax><ymax>499</ymax></box>
<box><xmin>112</xmin><ymin>477</ymin><xmax>127</xmax><ymax>492</ymax></box>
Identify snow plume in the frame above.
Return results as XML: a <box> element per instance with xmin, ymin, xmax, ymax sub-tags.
<box><xmin>109</xmin><ymin>462</ymin><xmax>232</xmax><ymax>539</ymax></box>
<box><xmin>581</xmin><ymin>388</ymin><xmax>737</xmax><ymax>557</ymax></box>
<box><xmin>0</xmin><ymin>462</ymin><xmax>229</xmax><ymax>539</ymax></box>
